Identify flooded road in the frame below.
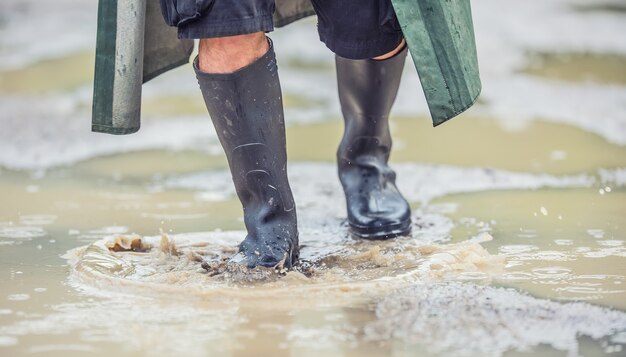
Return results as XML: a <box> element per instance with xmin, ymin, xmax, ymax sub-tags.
<box><xmin>1</xmin><ymin>0</ymin><xmax>626</xmax><ymax>356</ymax></box>
<box><xmin>1</xmin><ymin>116</ymin><xmax>624</xmax><ymax>356</ymax></box>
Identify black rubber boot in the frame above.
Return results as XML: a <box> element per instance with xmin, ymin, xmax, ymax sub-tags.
<box><xmin>336</xmin><ymin>44</ymin><xmax>412</xmax><ymax>239</ymax></box>
<box><xmin>194</xmin><ymin>39</ymin><xmax>298</xmax><ymax>269</ymax></box>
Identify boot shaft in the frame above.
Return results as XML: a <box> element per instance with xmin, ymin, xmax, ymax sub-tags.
<box><xmin>336</xmin><ymin>45</ymin><xmax>408</xmax><ymax>163</ymax></box>
<box><xmin>335</xmin><ymin>45</ymin><xmax>408</xmax><ymax>122</ymax></box>
<box><xmin>334</xmin><ymin>45</ymin><xmax>412</xmax><ymax>239</ymax></box>
<box><xmin>194</xmin><ymin>39</ymin><xmax>296</xmax><ymax>235</ymax></box>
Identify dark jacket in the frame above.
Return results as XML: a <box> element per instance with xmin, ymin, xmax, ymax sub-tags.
<box><xmin>92</xmin><ymin>0</ymin><xmax>481</xmax><ymax>135</ymax></box>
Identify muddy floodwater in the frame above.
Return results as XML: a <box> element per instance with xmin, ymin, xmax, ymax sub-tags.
<box><xmin>1</xmin><ymin>0</ymin><xmax>626</xmax><ymax>356</ymax></box>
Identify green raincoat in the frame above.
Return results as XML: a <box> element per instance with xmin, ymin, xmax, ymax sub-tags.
<box><xmin>92</xmin><ymin>0</ymin><xmax>481</xmax><ymax>135</ymax></box>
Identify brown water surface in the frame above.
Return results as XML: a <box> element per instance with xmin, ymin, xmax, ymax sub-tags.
<box><xmin>1</xmin><ymin>43</ymin><xmax>626</xmax><ymax>356</ymax></box>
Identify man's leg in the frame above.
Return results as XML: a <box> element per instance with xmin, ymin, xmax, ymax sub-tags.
<box><xmin>335</xmin><ymin>41</ymin><xmax>411</xmax><ymax>239</ymax></box>
<box><xmin>158</xmin><ymin>0</ymin><xmax>297</xmax><ymax>269</ymax></box>
<box><xmin>197</xmin><ymin>33</ymin><xmax>268</xmax><ymax>74</ymax></box>
<box><xmin>311</xmin><ymin>0</ymin><xmax>412</xmax><ymax>239</ymax></box>
<box><xmin>194</xmin><ymin>34</ymin><xmax>299</xmax><ymax>269</ymax></box>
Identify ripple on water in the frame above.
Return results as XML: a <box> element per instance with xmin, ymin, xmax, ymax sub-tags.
<box><xmin>77</xmin><ymin>226</ymin><xmax>129</xmax><ymax>243</ymax></box>
<box><xmin>19</xmin><ymin>214</ymin><xmax>57</xmax><ymax>225</ymax></box>
<box><xmin>7</xmin><ymin>294</ymin><xmax>30</xmax><ymax>301</ymax></box>
<box><xmin>561</xmin><ymin>275</ymin><xmax>626</xmax><ymax>299</ymax></box>
<box><xmin>455</xmin><ymin>271</ymin><xmax>492</xmax><ymax>283</ymax></box>
<box><xmin>63</xmin><ymin>231</ymin><xmax>506</xmax><ymax>305</ymax></box>
<box><xmin>597</xmin><ymin>240</ymin><xmax>623</xmax><ymax>247</ymax></box>
<box><xmin>27</xmin><ymin>344</ymin><xmax>96</xmax><ymax>353</ymax></box>
<box><xmin>583</xmin><ymin>247</ymin><xmax>626</xmax><ymax>258</ymax></box>
<box><xmin>534</xmin><ymin>251</ymin><xmax>572</xmax><ymax>261</ymax></box>
<box><xmin>498</xmin><ymin>244</ymin><xmax>538</xmax><ymax>254</ymax></box>
<box><xmin>531</xmin><ymin>266</ymin><xmax>572</xmax><ymax>279</ymax></box>
<box><xmin>554</xmin><ymin>239</ymin><xmax>574</xmax><ymax>246</ymax></box>
<box><xmin>516</xmin><ymin>228</ymin><xmax>538</xmax><ymax>239</ymax></box>
<box><xmin>506</xmin><ymin>249</ymin><xmax>573</xmax><ymax>262</ymax></box>
<box><xmin>502</xmin><ymin>269</ymin><xmax>626</xmax><ymax>304</ymax></box>
<box><xmin>500</xmin><ymin>272</ymin><xmax>534</xmax><ymax>281</ymax></box>
<box><xmin>556</xmin><ymin>286</ymin><xmax>613</xmax><ymax>297</ymax></box>
<box><xmin>0</xmin><ymin>226</ymin><xmax>46</xmax><ymax>240</ymax></box>
<box><xmin>587</xmin><ymin>228</ymin><xmax>605</xmax><ymax>239</ymax></box>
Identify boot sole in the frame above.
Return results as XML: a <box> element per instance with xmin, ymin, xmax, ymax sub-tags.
<box><xmin>348</xmin><ymin>219</ymin><xmax>412</xmax><ymax>240</ymax></box>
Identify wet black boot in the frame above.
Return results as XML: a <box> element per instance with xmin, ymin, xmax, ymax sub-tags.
<box><xmin>336</xmin><ymin>45</ymin><xmax>411</xmax><ymax>239</ymax></box>
<box><xmin>194</xmin><ymin>39</ymin><xmax>298</xmax><ymax>269</ymax></box>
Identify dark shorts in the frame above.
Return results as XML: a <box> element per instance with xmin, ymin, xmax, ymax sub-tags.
<box><xmin>160</xmin><ymin>0</ymin><xmax>403</xmax><ymax>59</ymax></box>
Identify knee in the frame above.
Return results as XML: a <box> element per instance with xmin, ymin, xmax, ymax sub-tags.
<box><xmin>198</xmin><ymin>32</ymin><xmax>269</xmax><ymax>73</ymax></box>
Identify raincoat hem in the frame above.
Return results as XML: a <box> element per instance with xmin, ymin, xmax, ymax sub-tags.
<box><xmin>143</xmin><ymin>57</ymin><xmax>190</xmax><ymax>83</ymax></box>
<box><xmin>432</xmin><ymin>84</ymin><xmax>482</xmax><ymax>127</ymax></box>
<box><xmin>92</xmin><ymin>124</ymin><xmax>141</xmax><ymax>135</ymax></box>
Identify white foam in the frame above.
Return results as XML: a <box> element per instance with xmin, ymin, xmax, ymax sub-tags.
<box><xmin>0</xmin><ymin>336</ymin><xmax>18</xmax><ymax>347</ymax></box>
<box><xmin>0</xmin><ymin>226</ymin><xmax>46</xmax><ymax>240</ymax></box>
<box><xmin>0</xmin><ymin>0</ymin><xmax>97</xmax><ymax>71</ymax></box>
<box><xmin>365</xmin><ymin>282</ymin><xmax>626</xmax><ymax>356</ymax></box>
<box><xmin>161</xmin><ymin>162</ymin><xmax>600</xmax><ymax>208</ymax></box>
<box><xmin>0</xmin><ymin>95</ymin><xmax>216</xmax><ymax>170</ymax></box>
<box><xmin>599</xmin><ymin>167</ymin><xmax>626</xmax><ymax>186</ymax></box>
<box><xmin>6</xmin><ymin>294</ymin><xmax>30</xmax><ymax>301</ymax></box>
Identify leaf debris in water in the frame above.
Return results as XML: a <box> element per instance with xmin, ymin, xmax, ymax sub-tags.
<box><xmin>106</xmin><ymin>234</ymin><xmax>151</xmax><ymax>253</ymax></box>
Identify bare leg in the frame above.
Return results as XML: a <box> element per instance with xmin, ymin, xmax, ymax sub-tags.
<box><xmin>198</xmin><ymin>32</ymin><xmax>269</xmax><ymax>74</ymax></box>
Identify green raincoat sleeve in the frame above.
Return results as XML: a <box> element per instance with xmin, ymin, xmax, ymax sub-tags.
<box><xmin>92</xmin><ymin>0</ymin><xmax>479</xmax><ymax>135</ymax></box>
